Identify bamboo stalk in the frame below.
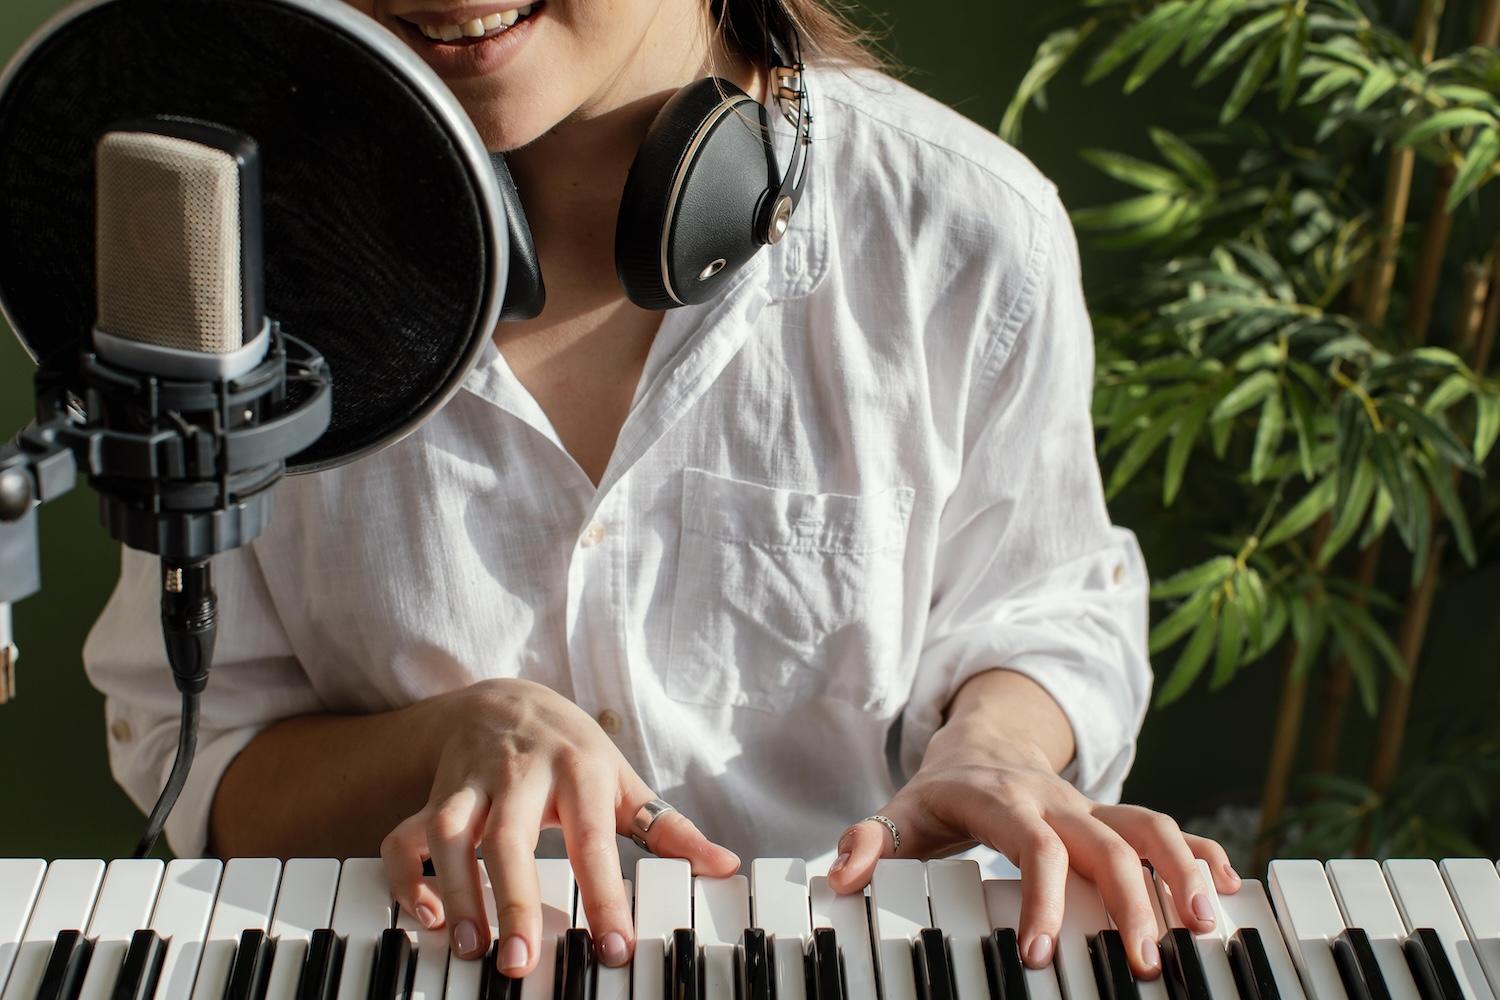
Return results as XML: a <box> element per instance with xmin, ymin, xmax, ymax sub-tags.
<box><xmin>1311</xmin><ymin>540</ymin><xmax>1384</xmax><ymax>775</ymax></box>
<box><xmin>1255</xmin><ymin>642</ymin><xmax>1310</xmax><ymax>872</ymax></box>
<box><xmin>1409</xmin><ymin>167</ymin><xmax>1456</xmax><ymax>344</ymax></box>
<box><xmin>1481</xmin><ymin>0</ymin><xmax>1500</xmax><ymax>47</ymax></box>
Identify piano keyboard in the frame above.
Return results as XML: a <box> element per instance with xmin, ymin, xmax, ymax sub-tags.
<box><xmin>1</xmin><ymin>856</ymin><xmax>1498</xmax><ymax>1000</ymax></box>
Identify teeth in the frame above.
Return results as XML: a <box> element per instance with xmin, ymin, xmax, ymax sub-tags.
<box><xmin>461</xmin><ymin>16</ymin><xmax>486</xmax><ymax>35</ymax></box>
<box><xmin>500</xmin><ymin>8</ymin><xmax>518</xmax><ymax>24</ymax></box>
<box><xmin>416</xmin><ymin>3</ymin><xmax>538</xmax><ymax>42</ymax></box>
<box><xmin>438</xmin><ymin>21</ymin><xmax>462</xmax><ymax>40</ymax></box>
<box><xmin>421</xmin><ymin>22</ymin><xmax>441</xmax><ymax>38</ymax></box>
<box><xmin>481</xmin><ymin>12</ymin><xmax>503</xmax><ymax>28</ymax></box>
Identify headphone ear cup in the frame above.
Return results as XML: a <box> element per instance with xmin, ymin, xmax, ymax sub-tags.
<box><xmin>616</xmin><ymin>77</ymin><xmax>778</xmax><ymax>309</ymax></box>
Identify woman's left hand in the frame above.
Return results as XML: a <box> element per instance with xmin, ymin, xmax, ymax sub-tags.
<box><xmin>826</xmin><ymin>712</ymin><xmax>1241</xmax><ymax>980</ymax></box>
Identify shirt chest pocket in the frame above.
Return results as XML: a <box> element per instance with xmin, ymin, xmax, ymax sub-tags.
<box><xmin>665</xmin><ymin>468</ymin><xmax>915</xmax><ymax>713</ymax></box>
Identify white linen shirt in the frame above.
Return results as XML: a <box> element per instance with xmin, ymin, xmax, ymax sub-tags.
<box><xmin>83</xmin><ymin>63</ymin><xmax>1153</xmax><ymax>863</ymax></box>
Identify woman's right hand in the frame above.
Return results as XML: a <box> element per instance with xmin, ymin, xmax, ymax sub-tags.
<box><xmin>379</xmin><ymin>678</ymin><xmax>739</xmax><ymax>978</ymax></box>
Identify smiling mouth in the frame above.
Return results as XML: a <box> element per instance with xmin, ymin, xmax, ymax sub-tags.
<box><xmin>396</xmin><ymin>2</ymin><xmax>543</xmax><ymax>43</ymax></box>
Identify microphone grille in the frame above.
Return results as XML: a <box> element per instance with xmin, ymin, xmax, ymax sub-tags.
<box><xmin>95</xmin><ymin>130</ymin><xmax>246</xmax><ymax>354</ymax></box>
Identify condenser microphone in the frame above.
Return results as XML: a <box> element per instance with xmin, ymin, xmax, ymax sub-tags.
<box><xmin>93</xmin><ymin>119</ymin><xmax>269</xmax><ymax>381</ymax></box>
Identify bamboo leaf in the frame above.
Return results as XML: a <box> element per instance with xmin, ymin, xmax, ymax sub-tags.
<box><xmin>1352</xmin><ymin>64</ymin><xmax>1397</xmax><ymax>111</ymax></box>
<box><xmin>1286</xmin><ymin>380</ymin><xmax>1318</xmax><ymax>480</ymax></box>
<box><xmin>1339</xmin><ymin>600</ymin><xmax>1407</xmax><ymax>683</ymax></box>
<box><xmin>1080</xmin><ymin>149</ymin><xmax>1188</xmax><ymax>193</ymax></box>
<box><xmin>1300</xmin><ymin>65</ymin><xmax>1360</xmax><ymax>105</ymax></box>
<box><xmin>1359</xmin><ymin>487</ymin><xmax>1394</xmax><ymax>550</ymax></box>
<box><xmin>1289</xmin><ymin>597</ymin><xmax>1328</xmax><ymax>677</ymax></box>
<box><xmin>1371</xmin><ymin>433</ymin><xmax>1421</xmax><ymax>550</ymax></box>
<box><xmin>1194</xmin><ymin>8</ymin><xmax>1282</xmax><ymax>85</ymax></box>
<box><xmin>1086</xmin><ymin>4</ymin><xmax>1184</xmax><ymax>84</ymax></box>
<box><xmin>1073</xmin><ymin>192</ymin><xmax>1176</xmax><ymax>230</ymax></box>
<box><xmin>1263</xmin><ymin>477</ymin><xmax>1338</xmax><ymax>548</ymax></box>
<box><xmin>1318</xmin><ymin>459</ymin><xmax>1377</xmax><ymax>567</ymax></box>
<box><xmin>1222</xmin><ymin>34</ymin><xmax>1281</xmax><ymax>123</ymax></box>
<box><xmin>1151</xmin><ymin>586</ymin><xmax>1216</xmax><ymax>653</ymax></box>
<box><xmin>1476</xmin><ymin>392</ymin><xmax>1500</xmax><ymax>461</ymax></box>
<box><xmin>1446</xmin><ymin>128</ymin><xmax>1500</xmax><ymax>213</ymax></box>
<box><xmin>1002</xmin><ymin>23</ymin><xmax>1098</xmax><ymax>142</ymax></box>
<box><xmin>1149</xmin><ymin>128</ymin><xmax>1216</xmax><ymax>190</ymax></box>
<box><xmin>1398</xmin><ymin>108</ymin><xmax>1498</xmax><ymax>148</ymax></box>
<box><xmin>1336</xmin><ymin>392</ymin><xmax>1371</xmax><ymax>507</ymax></box>
<box><xmin>1151</xmin><ymin>555</ymin><xmax>1236</xmax><ymax>599</ymax></box>
<box><xmin>1164</xmin><ymin>395</ymin><xmax>1213</xmax><ymax>505</ymax></box>
<box><xmin>1418</xmin><ymin>452</ymin><xmax>1477</xmax><ymax>567</ymax></box>
<box><xmin>1126</xmin><ymin>4</ymin><xmax>1200</xmax><ymax>93</ymax></box>
<box><xmin>1251</xmin><ymin>390</ymin><xmax>1285</xmax><ymax>483</ymax></box>
<box><xmin>1108</xmin><ymin>414</ymin><xmax>1179</xmax><ymax>498</ymax></box>
<box><xmin>1380</xmin><ymin>398</ymin><xmax>1480</xmax><ymax>473</ymax></box>
<box><xmin>1211</xmin><ymin>598</ymin><xmax>1246</xmax><ymax>689</ymax></box>
<box><xmin>1327</xmin><ymin>609</ymin><xmax>1378</xmax><ymax>715</ymax></box>
<box><xmin>1155</xmin><ymin>612</ymin><xmax>1219</xmax><ymax>707</ymax></box>
<box><xmin>1213</xmin><ymin>369</ymin><xmax>1278</xmax><ymax>422</ymax></box>
<box><xmin>1278</xmin><ymin>12</ymin><xmax>1309</xmax><ymax>109</ymax></box>
<box><xmin>1424</xmin><ymin>374</ymin><xmax>1473</xmax><ymax>414</ymax></box>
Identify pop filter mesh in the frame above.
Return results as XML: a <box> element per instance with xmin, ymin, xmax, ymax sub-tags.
<box><xmin>0</xmin><ymin>0</ymin><xmax>496</xmax><ymax>471</ymax></box>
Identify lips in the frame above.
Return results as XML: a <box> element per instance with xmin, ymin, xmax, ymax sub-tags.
<box><xmin>390</xmin><ymin>2</ymin><xmax>544</xmax><ymax>78</ymax></box>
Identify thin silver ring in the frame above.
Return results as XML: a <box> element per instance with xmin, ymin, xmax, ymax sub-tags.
<box><xmin>863</xmin><ymin>814</ymin><xmax>900</xmax><ymax>853</ymax></box>
<box><xmin>630</xmin><ymin>798</ymin><xmax>676</xmax><ymax>851</ymax></box>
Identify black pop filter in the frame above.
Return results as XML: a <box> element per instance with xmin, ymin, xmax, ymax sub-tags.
<box><xmin>0</xmin><ymin>0</ymin><xmax>530</xmax><ymax>472</ymax></box>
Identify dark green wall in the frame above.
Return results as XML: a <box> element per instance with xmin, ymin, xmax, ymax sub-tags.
<box><xmin>0</xmin><ymin>1</ymin><xmax>1493</xmax><ymax>862</ymax></box>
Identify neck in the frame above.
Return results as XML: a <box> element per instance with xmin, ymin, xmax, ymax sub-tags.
<box><xmin>500</xmin><ymin>9</ymin><xmax>766</xmax><ymax>328</ymax></box>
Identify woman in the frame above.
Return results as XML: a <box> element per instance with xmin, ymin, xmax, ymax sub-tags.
<box><xmin>84</xmin><ymin>0</ymin><xmax>1242</xmax><ymax>984</ymax></box>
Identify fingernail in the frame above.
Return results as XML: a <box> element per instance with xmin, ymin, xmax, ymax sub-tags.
<box><xmin>416</xmin><ymin>904</ymin><xmax>439</xmax><ymax>930</ymax></box>
<box><xmin>500</xmin><ymin>935</ymin><xmax>529</xmax><ymax>972</ymax></box>
<box><xmin>1141</xmin><ymin>936</ymin><xmax>1160</xmax><ymax>971</ymax></box>
<box><xmin>1027</xmin><ymin>933</ymin><xmax>1054</xmax><ymax>966</ymax></box>
<box><xmin>1223</xmin><ymin>862</ymin><xmax>1241</xmax><ymax>883</ymax></box>
<box><xmin>830</xmin><ymin>852</ymin><xmax>850</xmax><ymax>874</ymax></box>
<box><xmin>453</xmin><ymin>920</ymin><xmax>479</xmax><ymax>958</ymax></box>
<box><xmin>1191</xmin><ymin>893</ymin><xmax>1216</xmax><ymax>926</ymax></box>
<box><xmin>599</xmin><ymin>931</ymin><xmax>628</xmax><ymax>967</ymax></box>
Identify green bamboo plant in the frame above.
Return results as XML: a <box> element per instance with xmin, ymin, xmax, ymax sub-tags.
<box><xmin>1004</xmin><ymin>0</ymin><xmax>1500</xmax><ymax>863</ymax></box>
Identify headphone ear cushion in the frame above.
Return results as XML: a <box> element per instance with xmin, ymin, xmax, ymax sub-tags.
<box><xmin>616</xmin><ymin>77</ymin><xmax>777</xmax><ymax>309</ymax></box>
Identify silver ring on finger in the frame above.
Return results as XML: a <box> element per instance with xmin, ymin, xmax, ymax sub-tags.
<box><xmin>630</xmin><ymin>798</ymin><xmax>677</xmax><ymax>851</ymax></box>
<box><xmin>863</xmin><ymin>814</ymin><xmax>901</xmax><ymax>853</ymax></box>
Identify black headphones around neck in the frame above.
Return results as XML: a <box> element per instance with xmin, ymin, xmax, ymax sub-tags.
<box><xmin>492</xmin><ymin>19</ymin><xmax>813</xmax><ymax>318</ymax></box>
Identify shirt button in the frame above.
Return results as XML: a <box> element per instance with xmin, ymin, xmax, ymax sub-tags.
<box><xmin>109</xmin><ymin>718</ymin><xmax>132</xmax><ymax>742</ymax></box>
<box><xmin>1112</xmin><ymin>563</ymin><xmax>1125</xmax><ymax>584</ymax></box>
<box><xmin>596</xmin><ymin>709</ymin><xmax>622</xmax><ymax>735</ymax></box>
<box><xmin>579</xmin><ymin>522</ymin><xmax>608</xmax><ymax>548</ymax></box>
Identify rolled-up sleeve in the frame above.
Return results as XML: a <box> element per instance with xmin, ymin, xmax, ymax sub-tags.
<box><xmin>83</xmin><ymin>542</ymin><xmax>322</xmax><ymax>857</ymax></box>
<box><xmin>899</xmin><ymin>186</ymin><xmax>1152</xmax><ymax>803</ymax></box>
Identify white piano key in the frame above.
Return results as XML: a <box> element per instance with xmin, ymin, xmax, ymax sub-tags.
<box><xmin>810</xmin><ymin>876</ymin><xmax>878</xmax><ymax>1000</ymax></box>
<box><xmin>190</xmin><ymin>859</ymin><xmax>282</xmax><ymax>1000</ymax></box>
<box><xmin>0</xmin><ymin>859</ymin><xmax>105</xmax><ymax>1000</ymax></box>
<box><xmin>1384</xmin><ymin>859</ymin><xmax>1496</xmax><ymax>1000</ymax></box>
<box><xmin>983</xmin><ymin>878</ymin><xmax>1064</xmax><ymax>1000</ymax></box>
<box><xmin>696</xmin><ymin>876</ymin><xmax>750</xmax><ymax>1000</ymax></box>
<box><xmin>1151</xmin><ymin>860</ymin><xmax>1238</xmax><ymax>1000</ymax></box>
<box><xmin>264</xmin><ymin>858</ymin><xmax>341</xmax><ymax>1000</ymax></box>
<box><xmin>926</xmin><ymin>860</ymin><xmax>992</xmax><ymax>1000</ymax></box>
<box><xmin>573</xmin><ymin>878</ymin><xmax>630</xmax><ymax>1000</ymax></box>
<box><xmin>0</xmin><ymin>859</ymin><xmax>46</xmax><ymax>997</ymax></box>
<box><xmin>1055</xmin><ymin>871</ymin><xmax>1109</xmax><ymax>1000</ymax></box>
<box><xmin>751</xmin><ymin>859</ymin><xmax>810</xmax><ymax>1000</ymax></box>
<box><xmin>1217</xmin><ymin>880</ymin><xmax>1307</xmax><ymax>1000</ymax></box>
<box><xmin>396</xmin><ymin>878</ymin><xmax>448</xmax><ymax>1000</ymax></box>
<box><xmin>1267</xmin><ymin>860</ymin><xmax>1348</xmax><ymax>1000</ymax></box>
<box><xmin>519</xmin><ymin>860</ymin><xmax>574</xmax><ymax>1000</ymax></box>
<box><xmin>148</xmin><ymin>859</ymin><xmax>223</xmax><ymax>1000</ymax></box>
<box><xmin>1441</xmin><ymin>859</ymin><xmax>1500</xmax><ymax>997</ymax></box>
<box><xmin>870</xmin><ymin>859</ymin><xmax>930</xmax><ymax>1000</ymax></box>
<box><xmin>632</xmin><ymin>859</ymin><xmax>692</xmax><ymax>1000</ymax></box>
<box><xmin>331</xmin><ymin>858</ymin><xmax>395</xmax><ymax>1000</ymax></box>
<box><xmin>1126</xmin><ymin>866</ymin><xmax>1170</xmax><ymax>1000</ymax></box>
<box><xmin>442</xmin><ymin>867</ymin><xmax>499</xmax><ymax>1000</ymax></box>
<box><xmin>77</xmin><ymin>859</ymin><xmax>166</xmax><ymax>1000</ymax></box>
<box><xmin>1327</xmin><ymin>859</ymin><xmax>1422</xmax><ymax>1000</ymax></box>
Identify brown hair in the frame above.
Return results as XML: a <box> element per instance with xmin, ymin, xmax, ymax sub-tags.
<box><xmin>709</xmin><ymin>0</ymin><xmax>886</xmax><ymax>72</ymax></box>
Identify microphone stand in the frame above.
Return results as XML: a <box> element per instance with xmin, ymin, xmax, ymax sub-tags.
<box><xmin>0</xmin><ymin>322</ymin><xmax>331</xmax><ymax>856</ymax></box>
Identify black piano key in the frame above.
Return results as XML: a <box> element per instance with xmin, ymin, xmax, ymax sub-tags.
<box><xmin>1335</xmin><ymin>929</ymin><xmax>1390</xmax><ymax>1000</ymax></box>
<box><xmin>736</xmin><ymin>929</ymin><xmax>772</xmax><ymax>1000</ymax></box>
<box><xmin>668</xmin><ymin>928</ymin><xmax>698</xmax><ymax>1000</ymax></box>
<box><xmin>36</xmin><ymin>929</ymin><xmax>94</xmax><ymax>1000</ymax></box>
<box><xmin>558</xmin><ymin>929</ymin><xmax>593</xmax><ymax>1000</ymax></box>
<box><xmin>224</xmin><ymin>929</ymin><xmax>275</xmax><ymax>1000</ymax></box>
<box><xmin>912</xmin><ymin>927</ymin><xmax>958</xmax><ymax>1000</ymax></box>
<box><xmin>478</xmin><ymin>942</ymin><xmax>522</xmax><ymax>1000</ymax></box>
<box><xmin>1159</xmin><ymin>929</ymin><xmax>1212</xmax><ymax>1000</ymax></box>
<box><xmin>367</xmin><ymin>928</ymin><xmax>413</xmax><ymax>1000</ymax></box>
<box><xmin>983</xmin><ymin>929</ymin><xmax>1028</xmax><ymax>1000</ymax></box>
<box><xmin>296</xmin><ymin>929</ymin><xmax>346</xmax><ymax>1000</ymax></box>
<box><xmin>810</xmin><ymin>927</ymin><xmax>845</xmax><ymax>1000</ymax></box>
<box><xmin>1088</xmin><ymin>931</ymin><xmax>1140</xmax><ymax>1000</ymax></box>
<box><xmin>111</xmin><ymin>930</ymin><xmax>167</xmax><ymax>1000</ymax></box>
<box><xmin>1404</xmin><ymin>928</ymin><xmax>1465</xmax><ymax>1000</ymax></box>
<box><xmin>1228</xmin><ymin>928</ymin><xmax>1280</xmax><ymax>1000</ymax></box>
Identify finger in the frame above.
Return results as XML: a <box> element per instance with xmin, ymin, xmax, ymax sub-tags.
<box><xmin>619</xmin><ymin>773</ymin><xmax>739</xmax><ymax>876</ymax></box>
<box><xmin>1051</xmin><ymin>812</ymin><xmax>1162</xmax><ymax>979</ymax></box>
<box><xmin>557</xmin><ymin>766</ymin><xmax>634</xmax><ymax>968</ymax></box>
<box><xmin>1184</xmin><ymin>832</ymin><xmax>1241</xmax><ymax>894</ymax></box>
<box><xmin>381</xmin><ymin>812</ymin><xmax>445</xmax><ymax>930</ymax></box>
<box><xmin>997</xmin><ymin>810</ymin><xmax>1067</xmax><ymax>969</ymax></box>
<box><xmin>1097</xmin><ymin>805</ymin><xmax>1215</xmax><ymax>934</ymax></box>
<box><xmin>480</xmin><ymin>775</ymin><xmax>550</xmax><ymax>977</ymax></box>
<box><xmin>827</xmin><ymin>805</ymin><xmax>908</xmax><ymax>896</ymax></box>
<box><xmin>425</xmin><ymin>785</ymin><xmax>491</xmax><ymax>960</ymax></box>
